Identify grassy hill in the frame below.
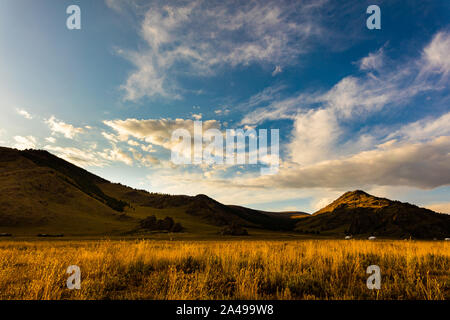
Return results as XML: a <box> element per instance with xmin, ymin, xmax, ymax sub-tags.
<box><xmin>1</xmin><ymin>147</ymin><xmax>449</xmax><ymax>239</ymax></box>
<box><xmin>0</xmin><ymin>147</ymin><xmax>135</xmax><ymax>235</ymax></box>
<box><xmin>0</xmin><ymin>147</ymin><xmax>296</xmax><ymax>236</ymax></box>
<box><xmin>295</xmin><ymin>190</ymin><xmax>450</xmax><ymax>239</ymax></box>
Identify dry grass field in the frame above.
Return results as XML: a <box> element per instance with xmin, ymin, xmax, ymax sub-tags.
<box><xmin>0</xmin><ymin>240</ymin><xmax>448</xmax><ymax>300</ymax></box>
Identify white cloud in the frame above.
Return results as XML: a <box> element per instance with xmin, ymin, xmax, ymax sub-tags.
<box><xmin>358</xmin><ymin>47</ymin><xmax>384</xmax><ymax>71</ymax></box>
<box><xmin>251</xmin><ymin>136</ymin><xmax>450</xmax><ymax>190</ymax></box>
<box><xmin>241</xmin><ymin>69</ymin><xmax>401</xmax><ymax>125</ymax></box>
<box><xmin>238</xmin><ymin>85</ymin><xmax>286</xmax><ymax>111</ymax></box>
<box><xmin>388</xmin><ymin>111</ymin><xmax>450</xmax><ymax>142</ymax></box>
<box><xmin>240</xmin><ymin>94</ymin><xmax>300</xmax><ymax>124</ymax></box>
<box><xmin>13</xmin><ymin>136</ymin><xmax>37</xmax><ymax>150</ymax></box>
<box><xmin>191</xmin><ymin>113</ymin><xmax>202</xmax><ymax>120</ymax></box>
<box><xmin>45</xmin><ymin>137</ymin><xmax>56</xmax><ymax>143</ymax></box>
<box><xmin>422</xmin><ymin>31</ymin><xmax>450</xmax><ymax>76</ymax></box>
<box><xmin>98</xmin><ymin>145</ymin><xmax>134</xmax><ymax>166</ymax></box>
<box><xmin>127</xmin><ymin>139</ymin><xmax>140</xmax><ymax>146</ymax></box>
<box><xmin>242</xmin><ymin>33</ymin><xmax>450</xmax><ymax>127</ymax></box>
<box><xmin>140</xmin><ymin>164</ymin><xmax>351</xmax><ymax>212</ymax></box>
<box><xmin>102</xmin><ymin>132</ymin><xmax>120</xmax><ymax>143</ymax></box>
<box><xmin>44</xmin><ymin>145</ymin><xmax>107</xmax><ymax>167</ymax></box>
<box><xmin>214</xmin><ymin>107</ymin><xmax>230</xmax><ymax>116</ymax></box>
<box><xmin>105</xmin><ymin>0</ymin><xmax>127</xmax><ymax>12</ymax></box>
<box><xmin>46</xmin><ymin>116</ymin><xmax>84</xmax><ymax>139</ymax></box>
<box><xmin>16</xmin><ymin>109</ymin><xmax>32</xmax><ymax>119</ymax></box>
<box><xmin>104</xmin><ymin>118</ymin><xmax>220</xmax><ymax>150</ymax></box>
<box><xmin>272</xmin><ymin>65</ymin><xmax>282</xmax><ymax>76</ymax></box>
<box><xmin>241</xmin><ymin>30</ymin><xmax>450</xmax><ymax>173</ymax></box>
<box><xmin>140</xmin><ymin>143</ymin><xmax>155</xmax><ymax>153</ymax></box>
<box><xmin>128</xmin><ymin>148</ymin><xmax>159</xmax><ymax>167</ymax></box>
<box><xmin>320</xmin><ymin>75</ymin><xmax>402</xmax><ymax>119</ymax></box>
<box><xmin>116</xmin><ymin>1</ymin><xmax>326</xmax><ymax>100</ymax></box>
<box><xmin>44</xmin><ymin>144</ymin><xmax>149</xmax><ymax>168</ymax></box>
<box><xmin>288</xmin><ymin>108</ymin><xmax>341</xmax><ymax>165</ymax></box>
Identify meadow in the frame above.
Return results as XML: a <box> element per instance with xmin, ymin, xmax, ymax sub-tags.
<box><xmin>0</xmin><ymin>239</ymin><xmax>448</xmax><ymax>300</ymax></box>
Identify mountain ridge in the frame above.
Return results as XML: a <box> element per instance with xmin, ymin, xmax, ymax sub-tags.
<box><xmin>0</xmin><ymin>147</ymin><xmax>296</xmax><ymax>235</ymax></box>
<box><xmin>314</xmin><ymin>190</ymin><xmax>393</xmax><ymax>215</ymax></box>
<box><xmin>1</xmin><ymin>146</ymin><xmax>449</xmax><ymax>239</ymax></box>
<box><xmin>298</xmin><ymin>190</ymin><xmax>450</xmax><ymax>238</ymax></box>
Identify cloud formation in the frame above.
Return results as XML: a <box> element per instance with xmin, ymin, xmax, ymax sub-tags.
<box><xmin>115</xmin><ymin>0</ymin><xmax>327</xmax><ymax>100</ymax></box>
<box><xmin>422</xmin><ymin>31</ymin><xmax>450</xmax><ymax>76</ymax></box>
<box><xmin>16</xmin><ymin>109</ymin><xmax>32</xmax><ymax>120</ymax></box>
<box><xmin>232</xmin><ymin>30</ymin><xmax>450</xmax><ymax>190</ymax></box>
<box><xmin>358</xmin><ymin>47</ymin><xmax>384</xmax><ymax>71</ymax></box>
<box><xmin>13</xmin><ymin>136</ymin><xmax>36</xmax><ymax>150</ymax></box>
<box><xmin>46</xmin><ymin>116</ymin><xmax>84</xmax><ymax>139</ymax></box>
<box><xmin>253</xmin><ymin>136</ymin><xmax>450</xmax><ymax>190</ymax></box>
<box><xmin>44</xmin><ymin>145</ymin><xmax>108</xmax><ymax>167</ymax></box>
<box><xmin>104</xmin><ymin>118</ymin><xmax>220</xmax><ymax>150</ymax></box>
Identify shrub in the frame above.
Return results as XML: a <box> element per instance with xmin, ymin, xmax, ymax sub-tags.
<box><xmin>139</xmin><ymin>216</ymin><xmax>183</xmax><ymax>232</ymax></box>
<box><xmin>219</xmin><ymin>223</ymin><xmax>249</xmax><ymax>236</ymax></box>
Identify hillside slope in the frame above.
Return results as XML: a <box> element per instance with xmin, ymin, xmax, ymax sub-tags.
<box><xmin>1</xmin><ymin>147</ymin><xmax>448</xmax><ymax>238</ymax></box>
<box><xmin>0</xmin><ymin>147</ymin><xmax>134</xmax><ymax>235</ymax></box>
<box><xmin>98</xmin><ymin>183</ymin><xmax>297</xmax><ymax>231</ymax></box>
<box><xmin>0</xmin><ymin>147</ymin><xmax>295</xmax><ymax>235</ymax></box>
<box><xmin>295</xmin><ymin>190</ymin><xmax>450</xmax><ymax>239</ymax></box>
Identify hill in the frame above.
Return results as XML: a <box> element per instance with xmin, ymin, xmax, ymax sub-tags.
<box><xmin>0</xmin><ymin>147</ymin><xmax>134</xmax><ymax>235</ymax></box>
<box><xmin>313</xmin><ymin>190</ymin><xmax>391</xmax><ymax>215</ymax></box>
<box><xmin>0</xmin><ymin>147</ymin><xmax>295</xmax><ymax>236</ymax></box>
<box><xmin>97</xmin><ymin>184</ymin><xmax>298</xmax><ymax>231</ymax></box>
<box><xmin>294</xmin><ymin>190</ymin><xmax>450</xmax><ymax>238</ymax></box>
<box><xmin>1</xmin><ymin>147</ymin><xmax>449</xmax><ymax>239</ymax></box>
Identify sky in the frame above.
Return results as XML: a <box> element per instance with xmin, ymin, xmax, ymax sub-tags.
<box><xmin>1</xmin><ymin>0</ymin><xmax>449</xmax><ymax>213</ymax></box>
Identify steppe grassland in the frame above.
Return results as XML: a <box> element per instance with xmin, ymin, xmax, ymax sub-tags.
<box><xmin>0</xmin><ymin>240</ymin><xmax>448</xmax><ymax>299</ymax></box>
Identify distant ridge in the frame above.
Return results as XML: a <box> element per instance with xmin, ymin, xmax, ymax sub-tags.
<box><xmin>313</xmin><ymin>190</ymin><xmax>391</xmax><ymax>215</ymax></box>
<box><xmin>296</xmin><ymin>190</ymin><xmax>450</xmax><ymax>239</ymax></box>
<box><xmin>0</xmin><ymin>147</ymin><xmax>295</xmax><ymax>235</ymax></box>
<box><xmin>1</xmin><ymin>146</ymin><xmax>449</xmax><ymax>238</ymax></box>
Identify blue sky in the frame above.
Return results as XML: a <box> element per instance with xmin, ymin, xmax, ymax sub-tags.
<box><xmin>1</xmin><ymin>0</ymin><xmax>449</xmax><ymax>213</ymax></box>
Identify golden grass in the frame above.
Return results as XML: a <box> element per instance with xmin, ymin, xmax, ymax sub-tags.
<box><xmin>0</xmin><ymin>240</ymin><xmax>448</xmax><ymax>300</ymax></box>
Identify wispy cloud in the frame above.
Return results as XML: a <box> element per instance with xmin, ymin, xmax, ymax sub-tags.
<box><xmin>250</xmin><ymin>136</ymin><xmax>450</xmax><ymax>190</ymax></box>
<box><xmin>387</xmin><ymin>111</ymin><xmax>450</xmax><ymax>142</ymax></box>
<box><xmin>240</xmin><ymin>31</ymin><xmax>450</xmax><ymax>166</ymax></box>
<box><xmin>358</xmin><ymin>47</ymin><xmax>384</xmax><ymax>71</ymax></box>
<box><xmin>272</xmin><ymin>65</ymin><xmax>282</xmax><ymax>76</ymax></box>
<box><xmin>114</xmin><ymin>0</ymin><xmax>327</xmax><ymax>101</ymax></box>
<box><xmin>44</xmin><ymin>145</ymin><xmax>108</xmax><ymax>167</ymax></box>
<box><xmin>16</xmin><ymin>109</ymin><xmax>32</xmax><ymax>120</ymax></box>
<box><xmin>45</xmin><ymin>116</ymin><xmax>85</xmax><ymax>139</ymax></box>
<box><xmin>104</xmin><ymin>118</ymin><xmax>220</xmax><ymax>150</ymax></box>
<box><xmin>13</xmin><ymin>136</ymin><xmax>37</xmax><ymax>150</ymax></box>
<box><xmin>227</xmin><ymin>30</ymin><xmax>450</xmax><ymax>191</ymax></box>
<box><xmin>421</xmin><ymin>30</ymin><xmax>450</xmax><ymax>76</ymax></box>
<box><xmin>128</xmin><ymin>147</ymin><xmax>159</xmax><ymax>167</ymax></box>
<box><xmin>98</xmin><ymin>144</ymin><xmax>134</xmax><ymax>166</ymax></box>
